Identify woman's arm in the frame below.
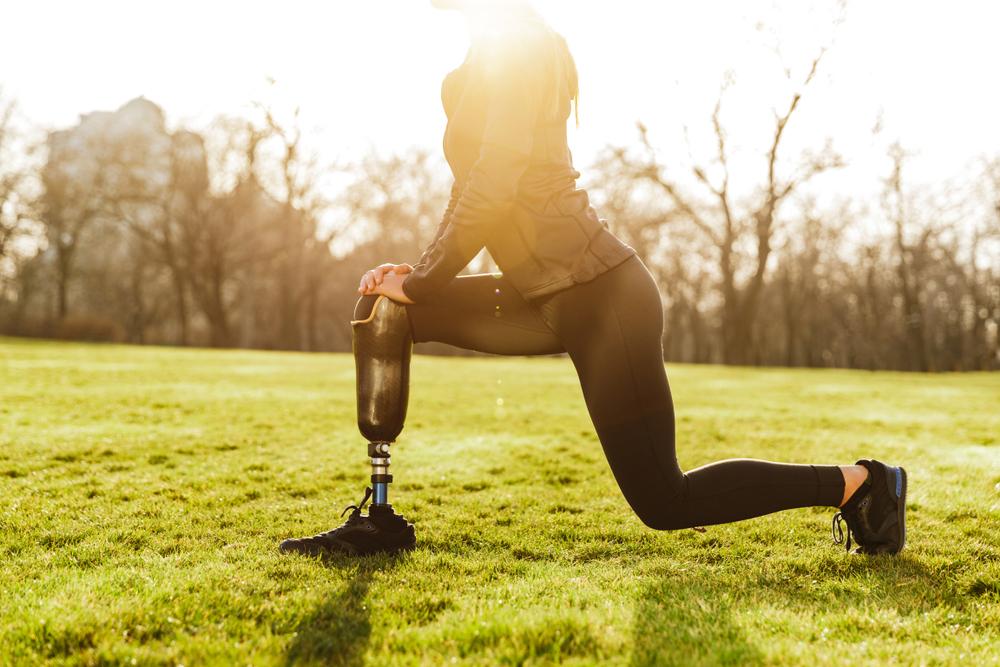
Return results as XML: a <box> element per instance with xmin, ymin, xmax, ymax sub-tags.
<box><xmin>357</xmin><ymin>181</ymin><xmax>461</xmax><ymax>301</ymax></box>
<box><xmin>401</xmin><ymin>34</ymin><xmax>546</xmax><ymax>303</ymax></box>
<box><xmin>405</xmin><ymin>180</ymin><xmax>462</xmax><ymax>279</ymax></box>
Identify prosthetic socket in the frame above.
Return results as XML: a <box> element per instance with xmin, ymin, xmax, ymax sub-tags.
<box><xmin>352</xmin><ymin>294</ymin><xmax>413</xmax><ymax>507</ymax></box>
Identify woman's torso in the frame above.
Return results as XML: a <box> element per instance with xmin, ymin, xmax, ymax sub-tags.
<box><xmin>440</xmin><ymin>20</ymin><xmax>636</xmax><ymax>300</ymax></box>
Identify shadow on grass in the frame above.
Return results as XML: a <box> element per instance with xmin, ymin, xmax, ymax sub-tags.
<box><xmin>284</xmin><ymin>552</ymin><xmax>411</xmax><ymax>667</ymax></box>
<box><xmin>630</xmin><ymin>553</ymin><xmax>942</xmax><ymax>666</ymax></box>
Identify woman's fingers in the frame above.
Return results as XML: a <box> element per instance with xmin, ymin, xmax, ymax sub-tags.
<box><xmin>358</xmin><ymin>263</ymin><xmax>411</xmax><ymax>294</ymax></box>
<box><xmin>374</xmin><ymin>263</ymin><xmax>410</xmax><ymax>283</ymax></box>
<box><xmin>359</xmin><ymin>270</ymin><xmax>376</xmax><ymax>294</ymax></box>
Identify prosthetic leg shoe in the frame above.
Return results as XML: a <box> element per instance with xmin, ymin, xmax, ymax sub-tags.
<box><xmin>279</xmin><ymin>294</ymin><xmax>415</xmax><ymax>557</ymax></box>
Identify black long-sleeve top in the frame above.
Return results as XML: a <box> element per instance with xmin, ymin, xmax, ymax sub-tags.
<box><xmin>401</xmin><ymin>16</ymin><xmax>636</xmax><ymax>303</ymax></box>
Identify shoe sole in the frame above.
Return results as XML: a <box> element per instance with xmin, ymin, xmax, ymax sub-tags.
<box><xmin>885</xmin><ymin>464</ymin><xmax>907</xmax><ymax>554</ymax></box>
<box><xmin>333</xmin><ymin>539</ymin><xmax>416</xmax><ymax>557</ymax></box>
<box><xmin>328</xmin><ymin>527</ymin><xmax>416</xmax><ymax>557</ymax></box>
<box><xmin>279</xmin><ymin>539</ymin><xmax>415</xmax><ymax>557</ymax></box>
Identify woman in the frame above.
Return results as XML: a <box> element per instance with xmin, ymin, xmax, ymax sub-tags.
<box><xmin>299</xmin><ymin>0</ymin><xmax>907</xmax><ymax>556</ymax></box>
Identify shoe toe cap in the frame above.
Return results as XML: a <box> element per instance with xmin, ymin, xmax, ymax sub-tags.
<box><xmin>279</xmin><ymin>538</ymin><xmax>327</xmax><ymax>556</ymax></box>
<box><xmin>278</xmin><ymin>538</ymin><xmax>304</xmax><ymax>553</ymax></box>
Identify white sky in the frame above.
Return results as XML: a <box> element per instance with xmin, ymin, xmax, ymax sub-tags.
<box><xmin>3</xmin><ymin>0</ymin><xmax>999</xmax><ymax>203</ymax></box>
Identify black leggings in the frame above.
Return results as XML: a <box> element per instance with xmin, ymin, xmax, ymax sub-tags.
<box><xmin>403</xmin><ymin>254</ymin><xmax>844</xmax><ymax>529</ymax></box>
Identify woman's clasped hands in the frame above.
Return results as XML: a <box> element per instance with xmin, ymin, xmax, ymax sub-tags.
<box><xmin>357</xmin><ymin>262</ymin><xmax>416</xmax><ymax>304</ymax></box>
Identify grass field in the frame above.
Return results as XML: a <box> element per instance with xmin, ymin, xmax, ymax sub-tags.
<box><xmin>1</xmin><ymin>337</ymin><xmax>998</xmax><ymax>666</ymax></box>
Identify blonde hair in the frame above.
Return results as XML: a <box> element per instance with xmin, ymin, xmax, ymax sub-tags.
<box><xmin>553</xmin><ymin>32</ymin><xmax>580</xmax><ymax>128</ymax></box>
<box><xmin>529</xmin><ymin>18</ymin><xmax>580</xmax><ymax>127</ymax></box>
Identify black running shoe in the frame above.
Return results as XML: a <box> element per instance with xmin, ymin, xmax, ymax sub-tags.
<box><xmin>279</xmin><ymin>487</ymin><xmax>416</xmax><ymax>557</ymax></box>
<box><xmin>832</xmin><ymin>459</ymin><xmax>907</xmax><ymax>555</ymax></box>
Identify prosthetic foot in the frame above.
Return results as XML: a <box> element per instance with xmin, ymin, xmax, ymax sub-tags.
<box><xmin>279</xmin><ymin>294</ymin><xmax>416</xmax><ymax>557</ymax></box>
<box><xmin>277</xmin><ymin>485</ymin><xmax>415</xmax><ymax>557</ymax></box>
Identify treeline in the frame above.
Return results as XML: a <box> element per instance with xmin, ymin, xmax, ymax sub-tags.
<box><xmin>0</xmin><ymin>96</ymin><xmax>451</xmax><ymax>353</ymax></box>
<box><xmin>590</xmin><ymin>124</ymin><xmax>1000</xmax><ymax>372</ymax></box>
<box><xmin>0</xmin><ymin>92</ymin><xmax>997</xmax><ymax>370</ymax></box>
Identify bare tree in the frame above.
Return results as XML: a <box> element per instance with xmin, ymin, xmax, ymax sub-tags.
<box><xmin>882</xmin><ymin>142</ymin><xmax>937</xmax><ymax>371</ymax></box>
<box><xmin>959</xmin><ymin>157</ymin><xmax>1000</xmax><ymax>369</ymax></box>
<box><xmin>257</xmin><ymin>105</ymin><xmax>336</xmax><ymax>350</ymax></box>
<box><xmin>334</xmin><ymin>148</ymin><xmax>449</xmax><ymax>263</ymax></box>
<box><xmin>0</xmin><ymin>97</ymin><xmax>33</xmax><ymax>267</ymax></box>
<box><xmin>40</xmin><ymin>130</ymin><xmax>111</xmax><ymax>319</ymax></box>
<box><xmin>0</xmin><ymin>94</ymin><xmax>41</xmax><ymax>332</ymax></box>
<box><xmin>108</xmin><ymin>130</ymin><xmax>209</xmax><ymax>345</ymax></box>
<box><xmin>586</xmin><ymin>159</ymin><xmax>713</xmax><ymax>361</ymax></box>
<box><xmin>178</xmin><ymin>116</ymin><xmax>275</xmax><ymax>347</ymax></box>
<box><xmin>613</xmin><ymin>52</ymin><xmax>843</xmax><ymax>364</ymax></box>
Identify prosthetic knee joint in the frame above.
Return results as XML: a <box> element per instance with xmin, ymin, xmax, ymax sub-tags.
<box><xmin>352</xmin><ymin>294</ymin><xmax>413</xmax><ymax>508</ymax></box>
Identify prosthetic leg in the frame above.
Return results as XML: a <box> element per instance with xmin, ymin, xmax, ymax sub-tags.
<box><xmin>278</xmin><ymin>294</ymin><xmax>415</xmax><ymax>557</ymax></box>
<box><xmin>352</xmin><ymin>293</ymin><xmax>413</xmax><ymax>514</ymax></box>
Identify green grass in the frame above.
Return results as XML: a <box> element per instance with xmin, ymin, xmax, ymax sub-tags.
<box><xmin>1</xmin><ymin>337</ymin><xmax>998</xmax><ymax>666</ymax></box>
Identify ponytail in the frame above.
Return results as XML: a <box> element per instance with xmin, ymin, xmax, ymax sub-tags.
<box><xmin>549</xmin><ymin>32</ymin><xmax>580</xmax><ymax>128</ymax></box>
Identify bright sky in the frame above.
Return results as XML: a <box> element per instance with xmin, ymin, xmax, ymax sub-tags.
<box><xmin>3</xmin><ymin>0</ymin><xmax>999</xmax><ymax>203</ymax></box>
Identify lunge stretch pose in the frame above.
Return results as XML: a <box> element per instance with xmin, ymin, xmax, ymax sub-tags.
<box><xmin>279</xmin><ymin>0</ymin><xmax>907</xmax><ymax>557</ymax></box>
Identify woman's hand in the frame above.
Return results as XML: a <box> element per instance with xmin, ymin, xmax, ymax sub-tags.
<box><xmin>358</xmin><ymin>263</ymin><xmax>416</xmax><ymax>304</ymax></box>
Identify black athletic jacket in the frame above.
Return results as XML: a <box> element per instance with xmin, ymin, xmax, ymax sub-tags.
<box><xmin>401</xmin><ymin>16</ymin><xmax>636</xmax><ymax>303</ymax></box>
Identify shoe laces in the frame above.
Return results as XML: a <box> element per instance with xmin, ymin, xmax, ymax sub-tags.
<box><xmin>832</xmin><ymin>491</ymin><xmax>874</xmax><ymax>553</ymax></box>
<box><xmin>340</xmin><ymin>486</ymin><xmax>373</xmax><ymax>518</ymax></box>
<box><xmin>831</xmin><ymin>511</ymin><xmax>854</xmax><ymax>552</ymax></box>
<box><xmin>316</xmin><ymin>486</ymin><xmax>373</xmax><ymax>540</ymax></box>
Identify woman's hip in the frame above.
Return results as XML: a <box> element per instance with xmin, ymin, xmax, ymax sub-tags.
<box><xmin>528</xmin><ymin>254</ymin><xmax>662</xmax><ymax>340</ymax></box>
